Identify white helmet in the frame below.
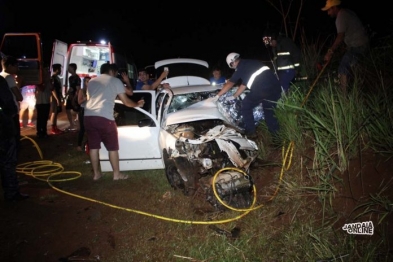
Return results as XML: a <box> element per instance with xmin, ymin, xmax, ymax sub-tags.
<box><xmin>226</xmin><ymin>52</ymin><xmax>240</xmax><ymax>69</ymax></box>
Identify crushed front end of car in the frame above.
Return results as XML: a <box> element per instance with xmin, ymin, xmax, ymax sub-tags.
<box><xmin>163</xmin><ymin>118</ymin><xmax>259</xmax><ymax>210</ymax></box>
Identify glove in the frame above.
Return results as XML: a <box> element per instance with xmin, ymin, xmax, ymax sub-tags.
<box><xmin>225</xmin><ymin>95</ymin><xmax>236</xmax><ymax>101</ymax></box>
<box><xmin>210</xmin><ymin>95</ymin><xmax>220</xmax><ymax>102</ymax></box>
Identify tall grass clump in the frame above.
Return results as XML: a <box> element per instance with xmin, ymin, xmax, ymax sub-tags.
<box><xmin>361</xmin><ymin>86</ymin><xmax>393</xmax><ymax>156</ymax></box>
<box><xmin>354</xmin><ymin>34</ymin><xmax>393</xmax><ymax>156</ymax></box>
<box><xmin>300</xmin><ymin>81</ymin><xmax>364</xmax><ymax>173</ymax></box>
<box><xmin>274</xmin><ymin>86</ymin><xmax>306</xmax><ymax>146</ymax></box>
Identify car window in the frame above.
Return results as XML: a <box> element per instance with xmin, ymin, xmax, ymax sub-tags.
<box><xmin>114</xmin><ymin>103</ymin><xmax>155</xmax><ymax>127</ymax></box>
<box><xmin>167</xmin><ymin>91</ymin><xmax>215</xmax><ymax>113</ymax></box>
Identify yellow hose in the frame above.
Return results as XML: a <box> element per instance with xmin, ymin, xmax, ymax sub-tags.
<box><xmin>17</xmin><ymin>135</ymin><xmax>252</xmax><ymax>224</ymax></box>
<box><xmin>17</xmin><ymin>134</ymin><xmax>295</xmax><ymax>225</ymax></box>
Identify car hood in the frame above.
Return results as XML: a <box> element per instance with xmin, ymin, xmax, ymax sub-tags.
<box><xmin>165</xmin><ymin>99</ymin><xmax>227</xmax><ymax>126</ymax></box>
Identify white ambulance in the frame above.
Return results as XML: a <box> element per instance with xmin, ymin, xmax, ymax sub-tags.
<box><xmin>0</xmin><ymin>33</ymin><xmax>138</xmax><ymax>94</ymax></box>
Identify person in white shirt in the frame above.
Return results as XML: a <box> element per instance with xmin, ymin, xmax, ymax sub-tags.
<box><xmin>84</xmin><ymin>63</ymin><xmax>144</xmax><ymax>181</ymax></box>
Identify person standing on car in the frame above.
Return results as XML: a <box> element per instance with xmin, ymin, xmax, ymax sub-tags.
<box><xmin>0</xmin><ymin>74</ymin><xmax>29</xmax><ymax>201</ymax></box>
<box><xmin>213</xmin><ymin>53</ymin><xmax>282</xmax><ymax>139</ymax></box>
<box><xmin>321</xmin><ymin>0</ymin><xmax>369</xmax><ymax>93</ymax></box>
<box><xmin>84</xmin><ymin>63</ymin><xmax>144</xmax><ymax>181</ymax></box>
<box><xmin>263</xmin><ymin>27</ymin><xmax>301</xmax><ymax>94</ymax></box>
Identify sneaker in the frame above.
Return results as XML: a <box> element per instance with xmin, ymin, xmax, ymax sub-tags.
<box><xmin>26</xmin><ymin>122</ymin><xmax>35</xmax><ymax>128</ymax></box>
<box><xmin>64</xmin><ymin>126</ymin><xmax>77</xmax><ymax>132</ymax></box>
<box><xmin>51</xmin><ymin>127</ymin><xmax>63</xmax><ymax>135</ymax></box>
<box><xmin>19</xmin><ymin>122</ymin><xmax>24</xmax><ymax>128</ymax></box>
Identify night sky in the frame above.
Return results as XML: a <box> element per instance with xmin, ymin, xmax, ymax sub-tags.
<box><xmin>0</xmin><ymin>1</ymin><xmax>389</xmax><ymax>70</ymax></box>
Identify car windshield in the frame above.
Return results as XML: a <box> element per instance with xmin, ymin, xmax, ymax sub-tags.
<box><xmin>167</xmin><ymin>90</ymin><xmax>217</xmax><ymax>113</ymax></box>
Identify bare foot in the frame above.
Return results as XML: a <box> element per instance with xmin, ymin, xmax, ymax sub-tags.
<box><xmin>93</xmin><ymin>174</ymin><xmax>105</xmax><ymax>181</ymax></box>
<box><xmin>113</xmin><ymin>173</ymin><xmax>128</xmax><ymax>181</ymax></box>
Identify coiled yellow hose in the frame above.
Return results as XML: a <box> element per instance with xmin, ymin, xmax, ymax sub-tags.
<box><xmin>17</xmin><ymin>135</ymin><xmax>293</xmax><ymax>225</ymax></box>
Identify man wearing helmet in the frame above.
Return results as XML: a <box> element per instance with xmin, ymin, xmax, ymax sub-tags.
<box><xmin>213</xmin><ymin>53</ymin><xmax>282</xmax><ymax>139</ymax></box>
<box><xmin>263</xmin><ymin>27</ymin><xmax>301</xmax><ymax>94</ymax></box>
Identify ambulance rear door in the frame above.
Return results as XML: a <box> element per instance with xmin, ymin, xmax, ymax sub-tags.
<box><xmin>0</xmin><ymin>33</ymin><xmax>43</xmax><ymax>85</ymax></box>
<box><xmin>51</xmin><ymin>39</ymin><xmax>68</xmax><ymax>86</ymax></box>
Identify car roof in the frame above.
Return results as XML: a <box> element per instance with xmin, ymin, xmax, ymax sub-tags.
<box><xmin>155</xmin><ymin>58</ymin><xmax>209</xmax><ymax>68</ymax></box>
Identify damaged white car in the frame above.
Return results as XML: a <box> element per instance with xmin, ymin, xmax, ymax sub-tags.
<box><xmin>100</xmin><ymin>58</ymin><xmax>261</xmax><ymax>209</ymax></box>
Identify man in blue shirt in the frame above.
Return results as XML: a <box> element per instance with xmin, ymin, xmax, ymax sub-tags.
<box><xmin>209</xmin><ymin>67</ymin><xmax>226</xmax><ymax>86</ymax></box>
<box><xmin>213</xmin><ymin>53</ymin><xmax>282</xmax><ymax>139</ymax></box>
<box><xmin>136</xmin><ymin>68</ymin><xmax>169</xmax><ymax>90</ymax></box>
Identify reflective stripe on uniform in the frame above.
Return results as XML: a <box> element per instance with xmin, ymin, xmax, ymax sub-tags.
<box><xmin>277</xmin><ymin>65</ymin><xmax>295</xmax><ymax>70</ymax></box>
<box><xmin>246</xmin><ymin>66</ymin><xmax>270</xmax><ymax>89</ymax></box>
<box><xmin>277</xmin><ymin>52</ymin><xmax>290</xmax><ymax>56</ymax></box>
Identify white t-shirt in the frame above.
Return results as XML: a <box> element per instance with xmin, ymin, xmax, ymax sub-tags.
<box><xmin>336</xmin><ymin>8</ymin><xmax>369</xmax><ymax>48</ymax></box>
<box><xmin>35</xmin><ymin>79</ymin><xmax>52</xmax><ymax>105</ymax></box>
<box><xmin>84</xmin><ymin>74</ymin><xmax>126</xmax><ymax>120</ymax></box>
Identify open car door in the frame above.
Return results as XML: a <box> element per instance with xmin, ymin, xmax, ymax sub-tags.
<box><xmin>0</xmin><ymin>33</ymin><xmax>43</xmax><ymax>85</ymax></box>
<box><xmin>99</xmin><ymin>90</ymin><xmax>164</xmax><ymax>171</ymax></box>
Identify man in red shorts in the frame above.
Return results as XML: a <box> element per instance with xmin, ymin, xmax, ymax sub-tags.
<box><xmin>84</xmin><ymin>63</ymin><xmax>144</xmax><ymax>181</ymax></box>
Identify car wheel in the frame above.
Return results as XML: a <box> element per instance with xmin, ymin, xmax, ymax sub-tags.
<box><xmin>163</xmin><ymin>149</ymin><xmax>185</xmax><ymax>192</ymax></box>
<box><xmin>165</xmin><ymin>163</ymin><xmax>185</xmax><ymax>192</ymax></box>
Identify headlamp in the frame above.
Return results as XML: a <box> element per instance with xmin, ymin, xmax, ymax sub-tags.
<box><xmin>263</xmin><ymin>36</ymin><xmax>272</xmax><ymax>45</ymax></box>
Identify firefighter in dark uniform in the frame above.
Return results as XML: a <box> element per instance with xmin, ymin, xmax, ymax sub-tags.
<box><xmin>213</xmin><ymin>53</ymin><xmax>282</xmax><ymax>139</ymax></box>
<box><xmin>263</xmin><ymin>29</ymin><xmax>301</xmax><ymax>94</ymax></box>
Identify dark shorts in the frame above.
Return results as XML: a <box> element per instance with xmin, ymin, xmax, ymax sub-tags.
<box><xmin>65</xmin><ymin>97</ymin><xmax>74</xmax><ymax>110</ymax></box>
<box><xmin>338</xmin><ymin>45</ymin><xmax>369</xmax><ymax>76</ymax></box>
<box><xmin>51</xmin><ymin>99</ymin><xmax>61</xmax><ymax>113</ymax></box>
<box><xmin>84</xmin><ymin>116</ymin><xmax>119</xmax><ymax>151</ymax></box>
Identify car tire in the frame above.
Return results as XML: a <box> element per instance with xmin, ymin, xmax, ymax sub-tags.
<box><xmin>163</xmin><ymin>149</ymin><xmax>185</xmax><ymax>192</ymax></box>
